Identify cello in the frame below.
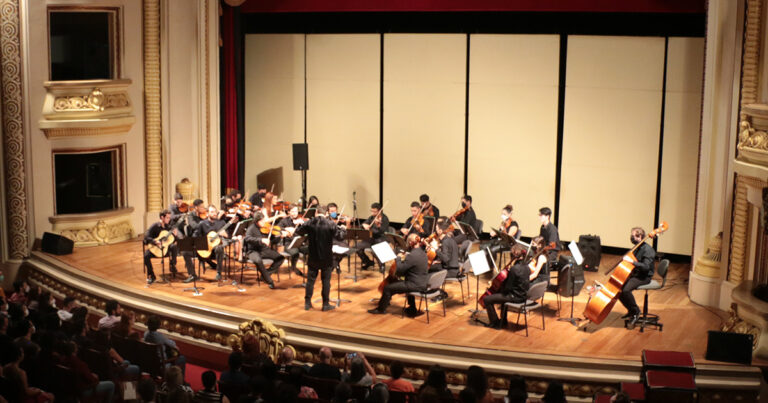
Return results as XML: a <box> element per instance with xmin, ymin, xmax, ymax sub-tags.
<box><xmin>583</xmin><ymin>222</ymin><xmax>669</xmax><ymax>325</ymax></box>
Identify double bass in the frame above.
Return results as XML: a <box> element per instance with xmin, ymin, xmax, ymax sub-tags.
<box><xmin>583</xmin><ymin>222</ymin><xmax>669</xmax><ymax>325</ymax></box>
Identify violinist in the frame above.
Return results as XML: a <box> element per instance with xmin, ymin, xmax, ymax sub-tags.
<box><xmin>304</xmin><ymin>195</ymin><xmax>320</xmax><ymax>219</ymax></box>
<box><xmin>528</xmin><ymin>236</ymin><xmax>549</xmax><ymax>283</ymax></box>
<box><xmin>295</xmin><ymin>205</ymin><xmax>347</xmax><ymax>310</ymax></box>
<box><xmin>367</xmin><ymin>233</ymin><xmax>428</xmax><ymax>316</ymax></box>
<box><xmin>143</xmin><ymin>209</ymin><xmax>179</xmax><ymax>284</ymax></box>
<box><xmin>168</xmin><ymin>193</ymin><xmax>186</xmax><ymax>229</ymax></box>
<box><xmin>488</xmin><ymin>205</ymin><xmax>519</xmax><ymax>262</ymax></box>
<box><xmin>327</xmin><ymin>202</ymin><xmax>352</xmax><ymax>227</ymax></box>
<box><xmin>277</xmin><ymin>205</ymin><xmax>307</xmax><ymax>277</ymax></box>
<box><xmin>248</xmin><ymin>184</ymin><xmax>267</xmax><ymax>208</ymax></box>
<box><xmin>538</xmin><ymin>207</ymin><xmax>561</xmax><ymax>267</ymax></box>
<box><xmin>401</xmin><ymin>202</ymin><xmax>431</xmax><ymax>238</ymax></box>
<box><xmin>357</xmin><ymin>203</ymin><xmax>390</xmax><ymax>271</ymax></box>
<box><xmin>195</xmin><ymin>205</ymin><xmax>238</xmax><ymax>281</ymax></box>
<box><xmin>618</xmin><ymin>227</ymin><xmax>656</xmax><ymax>327</ymax></box>
<box><xmin>419</xmin><ymin>194</ymin><xmax>440</xmax><ymax>220</ymax></box>
<box><xmin>427</xmin><ymin>221</ymin><xmax>460</xmax><ymax>279</ymax></box>
<box><xmin>453</xmin><ymin>195</ymin><xmax>477</xmax><ymax>244</ymax></box>
<box><xmin>483</xmin><ymin>245</ymin><xmax>529</xmax><ymax>329</ymax></box>
<box><xmin>243</xmin><ymin>210</ymin><xmax>285</xmax><ymax>289</ymax></box>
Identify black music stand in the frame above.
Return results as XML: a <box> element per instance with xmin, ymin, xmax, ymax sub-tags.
<box><xmin>494</xmin><ymin>230</ymin><xmax>514</xmax><ymax>267</ymax></box>
<box><xmin>345</xmin><ymin>228</ymin><xmax>371</xmax><ymax>282</ymax></box>
<box><xmin>229</xmin><ymin>222</ymin><xmax>251</xmax><ymax>291</ymax></box>
<box><xmin>458</xmin><ymin>222</ymin><xmax>479</xmax><ymax>241</ymax></box>
<box><xmin>181</xmin><ymin>236</ymin><xmax>207</xmax><ymax>296</ymax></box>
<box><xmin>287</xmin><ymin>235</ymin><xmax>308</xmax><ymax>289</ymax></box>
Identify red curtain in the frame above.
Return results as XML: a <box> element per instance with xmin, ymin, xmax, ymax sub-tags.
<box><xmin>222</xmin><ymin>4</ymin><xmax>239</xmax><ymax>191</ymax></box>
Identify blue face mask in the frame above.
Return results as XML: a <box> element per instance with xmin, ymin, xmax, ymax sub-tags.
<box><xmin>330</xmin><ymin>212</ymin><xmax>338</xmax><ymax>219</ymax></box>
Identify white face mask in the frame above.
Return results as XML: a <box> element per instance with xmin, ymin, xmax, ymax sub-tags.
<box><xmin>501</xmin><ymin>214</ymin><xmax>508</xmax><ymax>221</ymax></box>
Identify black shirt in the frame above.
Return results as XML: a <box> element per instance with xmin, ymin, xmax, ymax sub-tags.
<box><xmin>364</xmin><ymin>213</ymin><xmax>390</xmax><ymax>240</ymax></box>
<box><xmin>502</xmin><ymin>220</ymin><xmax>519</xmax><ymax>236</ymax></box>
<box><xmin>457</xmin><ymin>207</ymin><xmax>477</xmax><ymax>228</ymax></box>
<box><xmin>632</xmin><ymin>242</ymin><xmax>656</xmax><ymax>279</ymax></box>
<box><xmin>249</xmin><ymin>192</ymin><xmax>265</xmax><ymax>207</ymax></box>
<box><xmin>295</xmin><ymin>216</ymin><xmax>346</xmax><ymax>269</ymax></box>
<box><xmin>424</xmin><ymin>204</ymin><xmax>440</xmax><ymax>219</ymax></box>
<box><xmin>502</xmin><ymin>262</ymin><xmax>530</xmax><ymax>303</ymax></box>
<box><xmin>397</xmin><ymin>247</ymin><xmax>429</xmax><ymax>289</ymax></box>
<box><xmin>195</xmin><ymin>218</ymin><xmax>227</xmax><ymax>238</ymax></box>
<box><xmin>539</xmin><ymin>222</ymin><xmax>561</xmax><ymax>251</ymax></box>
<box><xmin>435</xmin><ymin>236</ymin><xmax>459</xmax><ymax>269</ymax></box>
<box><xmin>308</xmin><ymin>362</ymin><xmax>341</xmax><ymax>381</ymax></box>
<box><xmin>244</xmin><ymin>222</ymin><xmax>269</xmax><ymax>253</ymax></box>
<box><xmin>403</xmin><ymin>216</ymin><xmax>431</xmax><ymax>238</ymax></box>
<box><xmin>144</xmin><ymin>222</ymin><xmax>171</xmax><ymax>245</ymax></box>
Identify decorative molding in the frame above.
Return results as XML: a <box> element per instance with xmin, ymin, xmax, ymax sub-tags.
<box><xmin>723</xmin><ymin>303</ymin><xmax>760</xmax><ymax>350</ymax></box>
<box><xmin>229</xmin><ymin>318</ymin><xmax>288</xmax><ymax>363</ymax></box>
<box><xmin>49</xmin><ymin>207</ymin><xmax>135</xmax><ymax>247</ymax></box>
<box><xmin>694</xmin><ymin>232</ymin><xmax>723</xmax><ymax>278</ymax></box>
<box><xmin>740</xmin><ymin>0</ymin><xmax>763</xmax><ymax>112</ymax></box>
<box><xmin>144</xmin><ymin>0</ymin><xmax>163</xmax><ymax>212</ymax></box>
<box><xmin>729</xmin><ymin>175</ymin><xmax>750</xmax><ymax>283</ymax></box>
<box><xmin>39</xmin><ymin>80</ymin><xmax>135</xmax><ymax>138</ymax></box>
<box><xmin>204</xmin><ymin>0</ymin><xmax>212</xmax><ymax>205</ymax></box>
<box><xmin>0</xmin><ymin>0</ymin><xmax>29</xmax><ymax>260</ymax></box>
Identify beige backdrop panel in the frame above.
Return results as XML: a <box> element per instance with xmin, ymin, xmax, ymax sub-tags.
<box><xmin>306</xmin><ymin>34</ymin><xmax>380</xmax><ymax>214</ymax></box>
<box><xmin>560</xmin><ymin>36</ymin><xmax>665</xmax><ymax>246</ymax></box>
<box><xmin>383</xmin><ymin>34</ymin><xmax>466</xmax><ymax>221</ymax></box>
<box><xmin>244</xmin><ymin>34</ymin><xmax>305</xmax><ymax>201</ymax></box>
<box><xmin>658</xmin><ymin>37</ymin><xmax>704</xmax><ymax>254</ymax></box>
<box><xmin>467</xmin><ymin>34</ymin><xmax>559</xmax><ymax>236</ymax></box>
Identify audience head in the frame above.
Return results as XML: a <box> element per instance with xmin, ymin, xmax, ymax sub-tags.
<box><xmin>62</xmin><ymin>296</ymin><xmax>76</xmax><ymax>311</ymax></box>
<box><xmin>287</xmin><ymin>365</ymin><xmax>304</xmax><ymax>387</ymax></box>
<box><xmin>201</xmin><ymin>370</ymin><xmax>217</xmax><ymax>391</ymax></box>
<box><xmin>367</xmin><ymin>382</ymin><xmax>390</xmax><ymax>403</ymax></box>
<box><xmin>164</xmin><ymin>365</ymin><xmax>184</xmax><ymax>388</ymax></box>
<box><xmin>146</xmin><ymin>315</ymin><xmax>161</xmax><ymax>332</ymax></box>
<box><xmin>228</xmin><ymin>351</ymin><xmax>244</xmax><ymax>371</ymax></box>
<box><xmin>279</xmin><ymin>346</ymin><xmax>295</xmax><ymax>365</ymax></box>
<box><xmin>543</xmin><ymin>381</ymin><xmax>566</xmax><ymax>403</ymax></box>
<box><xmin>105</xmin><ymin>299</ymin><xmax>121</xmax><ymax>316</ymax></box>
<box><xmin>390</xmin><ymin>360</ymin><xmax>405</xmax><ymax>380</ymax></box>
<box><xmin>319</xmin><ymin>346</ymin><xmax>333</xmax><ymax>363</ymax></box>
<box><xmin>459</xmin><ymin>389</ymin><xmax>477</xmax><ymax>403</ymax></box>
<box><xmin>349</xmin><ymin>356</ymin><xmax>366</xmax><ymax>382</ymax></box>
<box><xmin>62</xmin><ymin>341</ymin><xmax>77</xmax><ymax>357</ymax></box>
<box><xmin>137</xmin><ymin>378</ymin><xmax>157</xmax><ymax>402</ymax></box>
<box><xmin>425</xmin><ymin>364</ymin><xmax>447</xmax><ymax>390</ymax></box>
<box><xmin>466</xmin><ymin>365</ymin><xmax>488</xmax><ymax>398</ymax></box>
<box><xmin>332</xmin><ymin>381</ymin><xmax>352</xmax><ymax>403</ymax></box>
<box><xmin>507</xmin><ymin>374</ymin><xmax>528</xmax><ymax>402</ymax></box>
<box><xmin>71</xmin><ymin>306</ymin><xmax>88</xmax><ymax>323</ymax></box>
<box><xmin>2</xmin><ymin>343</ymin><xmax>22</xmax><ymax>365</ymax></box>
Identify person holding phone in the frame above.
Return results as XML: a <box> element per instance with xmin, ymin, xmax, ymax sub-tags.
<box><xmin>342</xmin><ymin>351</ymin><xmax>377</xmax><ymax>387</ymax></box>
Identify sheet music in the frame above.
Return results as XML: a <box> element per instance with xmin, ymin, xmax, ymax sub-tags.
<box><xmin>332</xmin><ymin>245</ymin><xmax>349</xmax><ymax>254</ymax></box>
<box><xmin>568</xmin><ymin>241</ymin><xmax>584</xmax><ymax>265</ymax></box>
<box><xmin>371</xmin><ymin>241</ymin><xmax>397</xmax><ymax>263</ymax></box>
<box><xmin>469</xmin><ymin>250</ymin><xmax>490</xmax><ymax>275</ymax></box>
<box><xmin>287</xmin><ymin>236</ymin><xmax>303</xmax><ymax>249</ymax></box>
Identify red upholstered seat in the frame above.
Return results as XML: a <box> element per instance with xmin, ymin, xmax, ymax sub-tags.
<box><xmin>620</xmin><ymin>381</ymin><xmax>646</xmax><ymax>400</ymax></box>
<box><xmin>642</xmin><ymin>349</ymin><xmax>695</xmax><ymax>370</ymax></box>
<box><xmin>645</xmin><ymin>370</ymin><xmax>696</xmax><ymax>390</ymax></box>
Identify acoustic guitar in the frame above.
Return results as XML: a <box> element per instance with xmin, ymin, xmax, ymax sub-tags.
<box><xmin>197</xmin><ymin>220</ymin><xmax>237</xmax><ymax>259</ymax></box>
<box><xmin>148</xmin><ymin>230</ymin><xmax>175</xmax><ymax>258</ymax></box>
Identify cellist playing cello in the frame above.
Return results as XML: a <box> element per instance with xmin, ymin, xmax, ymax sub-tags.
<box><xmin>367</xmin><ymin>233</ymin><xmax>427</xmax><ymax>317</ymax></box>
<box><xmin>618</xmin><ymin>227</ymin><xmax>656</xmax><ymax>328</ymax></box>
<box><xmin>483</xmin><ymin>245</ymin><xmax>529</xmax><ymax>329</ymax></box>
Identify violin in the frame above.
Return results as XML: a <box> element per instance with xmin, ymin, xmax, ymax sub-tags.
<box><xmin>198</xmin><ymin>210</ymin><xmax>209</xmax><ymax>220</ymax></box>
<box><xmin>178</xmin><ymin>202</ymin><xmax>190</xmax><ymax>213</ymax></box>
<box><xmin>583</xmin><ymin>222</ymin><xmax>669</xmax><ymax>325</ymax></box>
<box><xmin>528</xmin><ymin>242</ymin><xmax>557</xmax><ymax>276</ymax></box>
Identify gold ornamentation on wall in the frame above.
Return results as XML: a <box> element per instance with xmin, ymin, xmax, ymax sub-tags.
<box><xmin>730</xmin><ymin>176</ymin><xmax>749</xmax><ymax>283</ymax></box>
<box><xmin>229</xmin><ymin>318</ymin><xmax>288</xmax><ymax>363</ymax></box>
<box><xmin>58</xmin><ymin>219</ymin><xmax>133</xmax><ymax>247</ymax></box>
<box><xmin>723</xmin><ymin>303</ymin><xmax>760</xmax><ymax>350</ymax></box>
<box><xmin>740</xmin><ymin>0</ymin><xmax>762</xmax><ymax>111</ymax></box>
<box><xmin>694</xmin><ymin>233</ymin><xmax>723</xmax><ymax>278</ymax></box>
<box><xmin>52</xmin><ymin>89</ymin><xmax>130</xmax><ymax>112</ymax></box>
<box><xmin>144</xmin><ymin>0</ymin><xmax>163</xmax><ymax>212</ymax></box>
<box><xmin>0</xmin><ymin>0</ymin><xmax>29</xmax><ymax>260</ymax></box>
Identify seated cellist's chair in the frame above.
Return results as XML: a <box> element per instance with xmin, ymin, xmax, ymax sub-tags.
<box><xmin>633</xmin><ymin>259</ymin><xmax>669</xmax><ymax>332</ymax></box>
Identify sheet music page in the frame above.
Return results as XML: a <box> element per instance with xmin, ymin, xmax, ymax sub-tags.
<box><xmin>371</xmin><ymin>241</ymin><xmax>397</xmax><ymax>263</ymax></box>
<box><xmin>569</xmin><ymin>241</ymin><xmax>584</xmax><ymax>265</ymax></box>
<box><xmin>332</xmin><ymin>245</ymin><xmax>349</xmax><ymax>254</ymax></box>
<box><xmin>469</xmin><ymin>250</ymin><xmax>490</xmax><ymax>275</ymax></box>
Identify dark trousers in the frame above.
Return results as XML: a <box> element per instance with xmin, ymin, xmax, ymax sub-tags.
<box><xmin>377</xmin><ymin>281</ymin><xmax>417</xmax><ymax>311</ymax></box>
<box><xmin>483</xmin><ymin>293</ymin><xmax>524</xmax><ymax>325</ymax></box>
<box><xmin>181</xmin><ymin>251</ymin><xmax>197</xmax><ymax>277</ymax></box>
<box><xmin>144</xmin><ymin>245</ymin><xmax>178</xmax><ymax>278</ymax></box>
<box><xmin>199</xmin><ymin>245</ymin><xmax>224</xmax><ymax>274</ymax></box>
<box><xmin>428</xmin><ymin>264</ymin><xmax>459</xmax><ymax>279</ymax></box>
<box><xmin>248</xmin><ymin>248</ymin><xmax>284</xmax><ymax>286</ymax></box>
<box><xmin>305</xmin><ymin>266</ymin><xmax>333</xmax><ymax>305</ymax></box>
<box><xmin>355</xmin><ymin>238</ymin><xmax>384</xmax><ymax>264</ymax></box>
<box><xmin>618</xmin><ymin>276</ymin><xmax>651</xmax><ymax>314</ymax></box>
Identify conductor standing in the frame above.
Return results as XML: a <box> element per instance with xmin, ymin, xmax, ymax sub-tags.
<box><xmin>295</xmin><ymin>205</ymin><xmax>346</xmax><ymax>311</ymax></box>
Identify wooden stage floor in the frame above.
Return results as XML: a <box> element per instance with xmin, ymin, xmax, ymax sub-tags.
<box><xmin>49</xmin><ymin>239</ymin><xmax>725</xmax><ymax>363</ymax></box>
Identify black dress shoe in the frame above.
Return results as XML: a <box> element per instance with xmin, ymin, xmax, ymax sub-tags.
<box><xmin>361</xmin><ymin>261</ymin><xmax>374</xmax><ymax>270</ymax></box>
<box><xmin>621</xmin><ymin>312</ymin><xmax>633</xmax><ymax>319</ymax></box>
<box><xmin>268</xmin><ymin>283</ymin><xmax>276</xmax><ymax>289</ymax></box>
<box><xmin>484</xmin><ymin>321</ymin><xmax>501</xmax><ymax>329</ymax></box>
<box><xmin>292</xmin><ymin>268</ymin><xmax>304</xmax><ymax>277</ymax></box>
<box><xmin>627</xmin><ymin>314</ymin><xmax>639</xmax><ymax>330</ymax></box>
<box><xmin>322</xmin><ymin>304</ymin><xmax>336</xmax><ymax>311</ymax></box>
<box><xmin>367</xmin><ymin>308</ymin><xmax>385</xmax><ymax>314</ymax></box>
<box><xmin>404</xmin><ymin>307</ymin><xmax>418</xmax><ymax>317</ymax></box>
<box><xmin>305</xmin><ymin>302</ymin><xmax>313</xmax><ymax>311</ymax></box>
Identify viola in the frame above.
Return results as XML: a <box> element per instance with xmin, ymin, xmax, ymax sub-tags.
<box><xmin>527</xmin><ymin>242</ymin><xmax>557</xmax><ymax>275</ymax></box>
<box><xmin>178</xmin><ymin>202</ymin><xmax>190</xmax><ymax>213</ymax></box>
<box><xmin>198</xmin><ymin>210</ymin><xmax>209</xmax><ymax>220</ymax></box>
<box><xmin>421</xmin><ymin>231</ymin><xmax>441</xmax><ymax>266</ymax></box>
<box><xmin>583</xmin><ymin>222</ymin><xmax>669</xmax><ymax>325</ymax></box>
<box><xmin>451</xmin><ymin>205</ymin><xmax>470</xmax><ymax>220</ymax></box>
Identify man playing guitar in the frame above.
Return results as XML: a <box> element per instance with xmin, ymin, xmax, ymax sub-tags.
<box><xmin>143</xmin><ymin>209</ymin><xmax>178</xmax><ymax>284</ymax></box>
<box><xmin>194</xmin><ymin>205</ymin><xmax>238</xmax><ymax>281</ymax></box>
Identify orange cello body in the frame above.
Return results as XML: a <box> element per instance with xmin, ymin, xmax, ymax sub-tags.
<box><xmin>478</xmin><ymin>265</ymin><xmax>510</xmax><ymax>308</ymax></box>
<box><xmin>583</xmin><ymin>221</ymin><xmax>669</xmax><ymax>325</ymax></box>
<box><xmin>378</xmin><ymin>259</ymin><xmax>399</xmax><ymax>293</ymax></box>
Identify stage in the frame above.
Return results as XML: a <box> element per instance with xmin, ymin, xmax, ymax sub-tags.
<box><xmin>20</xmin><ymin>239</ymin><xmax>763</xmax><ymax>400</ymax></box>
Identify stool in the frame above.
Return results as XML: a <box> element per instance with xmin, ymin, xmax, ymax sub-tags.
<box><xmin>633</xmin><ymin>259</ymin><xmax>669</xmax><ymax>332</ymax></box>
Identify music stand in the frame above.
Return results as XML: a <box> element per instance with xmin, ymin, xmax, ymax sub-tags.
<box><xmin>467</xmin><ymin>247</ymin><xmax>493</xmax><ymax>322</ymax></box>
<box><xmin>458</xmin><ymin>222</ymin><xmax>479</xmax><ymax>241</ymax></box>
<box><xmin>386</xmin><ymin>233</ymin><xmax>407</xmax><ymax>253</ymax></box>
<box><xmin>346</xmin><ymin>228</ymin><xmax>371</xmax><ymax>282</ymax></box>
<box><xmin>558</xmin><ymin>242</ymin><xmax>585</xmax><ymax>326</ymax></box>
<box><xmin>181</xmin><ymin>236</ymin><xmax>207</xmax><ymax>296</ymax></box>
<box><xmin>288</xmin><ymin>236</ymin><xmax>308</xmax><ymax>289</ymax></box>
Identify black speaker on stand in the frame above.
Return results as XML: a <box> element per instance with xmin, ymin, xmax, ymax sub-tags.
<box><xmin>41</xmin><ymin>232</ymin><xmax>74</xmax><ymax>255</ymax></box>
<box><xmin>293</xmin><ymin>143</ymin><xmax>308</xmax><ymax>209</ymax></box>
<box><xmin>577</xmin><ymin>234</ymin><xmax>601</xmax><ymax>271</ymax></box>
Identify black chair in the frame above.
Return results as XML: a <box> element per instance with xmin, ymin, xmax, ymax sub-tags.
<box><xmin>219</xmin><ymin>380</ymin><xmax>251</xmax><ymax>403</ymax></box>
<box><xmin>79</xmin><ymin>347</ymin><xmax>113</xmax><ymax>381</ymax></box>
<box><xmin>633</xmin><ymin>259</ymin><xmax>670</xmax><ymax>332</ymax></box>
<box><xmin>502</xmin><ymin>281</ymin><xmax>548</xmax><ymax>337</ymax></box>
<box><xmin>302</xmin><ymin>375</ymin><xmax>340</xmax><ymax>400</ymax></box>
<box><xmin>403</xmin><ymin>270</ymin><xmax>448</xmax><ymax>323</ymax></box>
<box><xmin>50</xmin><ymin>364</ymin><xmax>80</xmax><ymax>402</ymax></box>
<box><xmin>126</xmin><ymin>338</ymin><xmax>165</xmax><ymax>378</ymax></box>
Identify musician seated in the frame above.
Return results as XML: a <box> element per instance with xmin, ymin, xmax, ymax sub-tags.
<box><xmin>618</xmin><ymin>227</ymin><xmax>656</xmax><ymax>327</ymax></box>
<box><xmin>401</xmin><ymin>201</ymin><xmax>432</xmax><ymax>238</ymax></box>
<box><xmin>244</xmin><ymin>211</ymin><xmax>285</xmax><ymax>289</ymax></box>
<box><xmin>180</xmin><ymin>199</ymin><xmax>206</xmax><ymax>283</ymax></box>
<box><xmin>248</xmin><ymin>184</ymin><xmax>267</xmax><ymax>207</ymax></box>
<box><xmin>428</xmin><ymin>221</ymin><xmax>460</xmax><ymax>279</ymax></box>
<box><xmin>143</xmin><ymin>209</ymin><xmax>179</xmax><ymax>284</ymax></box>
<box><xmin>277</xmin><ymin>205</ymin><xmax>306</xmax><ymax>277</ymax></box>
<box><xmin>483</xmin><ymin>245</ymin><xmax>530</xmax><ymax>329</ymax></box>
<box><xmin>357</xmin><ymin>203</ymin><xmax>390</xmax><ymax>271</ymax></box>
<box><xmin>453</xmin><ymin>194</ymin><xmax>477</xmax><ymax>247</ymax></box>
<box><xmin>538</xmin><ymin>207</ymin><xmax>561</xmax><ymax>271</ymax></box>
<box><xmin>168</xmin><ymin>192</ymin><xmax>186</xmax><ymax>230</ymax></box>
<box><xmin>419</xmin><ymin>194</ymin><xmax>440</xmax><ymax>218</ymax></box>
<box><xmin>528</xmin><ymin>236</ymin><xmax>550</xmax><ymax>284</ymax></box>
<box><xmin>194</xmin><ymin>205</ymin><xmax>238</xmax><ymax>281</ymax></box>
<box><xmin>368</xmin><ymin>234</ymin><xmax>428</xmax><ymax>317</ymax></box>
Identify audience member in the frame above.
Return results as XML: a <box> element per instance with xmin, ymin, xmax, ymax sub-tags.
<box><xmin>505</xmin><ymin>374</ymin><xmax>528</xmax><ymax>403</ymax></box>
<box><xmin>57</xmin><ymin>296</ymin><xmax>77</xmax><ymax>321</ymax></box>
<box><xmin>309</xmin><ymin>346</ymin><xmax>341</xmax><ymax>380</ymax></box>
<box><xmin>419</xmin><ymin>365</ymin><xmax>454</xmax><ymax>401</ymax></box>
<box><xmin>1</xmin><ymin>344</ymin><xmax>53</xmax><ymax>402</ymax></box>
<box><xmin>138</xmin><ymin>378</ymin><xmax>158</xmax><ymax>402</ymax></box>
<box><xmin>459</xmin><ymin>388</ymin><xmax>478</xmax><ymax>403</ymax></box>
<box><xmin>332</xmin><ymin>380</ymin><xmax>353</xmax><ymax>403</ymax></box>
<box><xmin>366</xmin><ymin>382</ymin><xmax>389</xmax><ymax>403</ymax></box>
<box><xmin>61</xmin><ymin>341</ymin><xmax>116</xmax><ymax>402</ymax></box>
<box><xmin>144</xmin><ymin>315</ymin><xmax>187</xmax><ymax>374</ymax></box>
<box><xmin>7</xmin><ymin>280</ymin><xmax>28</xmax><ymax>304</ymax></box>
<box><xmin>194</xmin><ymin>370</ymin><xmax>230</xmax><ymax>403</ymax></box>
<box><xmin>220</xmin><ymin>351</ymin><xmax>250</xmax><ymax>386</ymax></box>
<box><xmin>98</xmin><ymin>299</ymin><xmax>122</xmax><ymax>330</ymax></box>
<box><xmin>286</xmin><ymin>364</ymin><xmax>318</xmax><ymax>400</ymax></box>
<box><xmin>382</xmin><ymin>360</ymin><xmax>414</xmax><ymax>393</ymax></box>
<box><xmin>278</xmin><ymin>345</ymin><xmax>306</xmax><ymax>373</ymax></box>
<box><xmin>542</xmin><ymin>381</ymin><xmax>566</xmax><ymax>403</ymax></box>
<box><xmin>114</xmin><ymin>311</ymin><xmax>140</xmax><ymax>339</ymax></box>
<box><xmin>342</xmin><ymin>352</ymin><xmax>376</xmax><ymax>386</ymax></box>
<box><xmin>160</xmin><ymin>365</ymin><xmax>193</xmax><ymax>402</ymax></box>
<box><xmin>464</xmin><ymin>365</ymin><xmax>493</xmax><ymax>403</ymax></box>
